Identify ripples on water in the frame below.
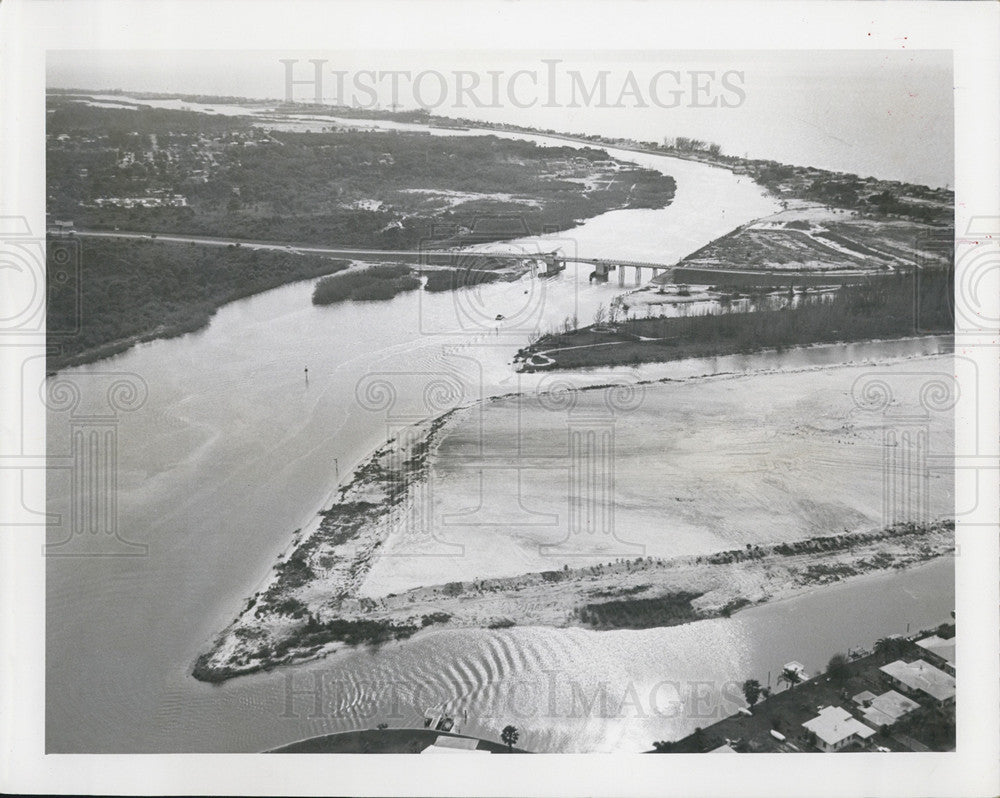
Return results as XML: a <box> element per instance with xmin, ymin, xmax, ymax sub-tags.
<box><xmin>45</xmin><ymin>109</ymin><xmax>951</xmax><ymax>752</ymax></box>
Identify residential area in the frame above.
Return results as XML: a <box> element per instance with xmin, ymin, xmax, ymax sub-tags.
<box><xmin>652</xmin><ymin>622</ymin><xmax>956</xmax><ymax>753</ymax></box>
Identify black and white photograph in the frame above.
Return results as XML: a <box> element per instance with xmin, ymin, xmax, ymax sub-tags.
<box><xmin>1</xmin><ymin>1</ymin><xmax>998</xmax><ymax>796</ymax></box>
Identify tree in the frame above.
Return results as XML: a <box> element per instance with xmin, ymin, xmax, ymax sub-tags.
<box><xmin>874</xmin><ymin>636</ymin><xmax>903</xmax><ymax>664</ymax></box>
<box><xmin>742</xmin><ymin>678</ymin><xmax>762</xmax><ymax>708</ymax></box>
<box><xmin>778</xmin><ymin>666</ymin><xmax>802</xmax><ymax>690</ymax></box>
<box><xmin>501</xmin><ymin>724</ymin><xmax>519</xmax><ymax>752</ymax></box>
<box><xmin>827</xmin><ymin>653</ymin><xmax>850</xmax><ymax>685</ymax></box>
<box><xmin>593</xmin><ymin>304</ymin><xmax>607</xmax><ymax>326</ymax></box>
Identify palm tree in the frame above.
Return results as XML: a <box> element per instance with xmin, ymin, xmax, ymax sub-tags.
<box><xmin>501</xmin><ymin>725</ymin><xmax>519</xmax><ymax>752</ymax></box>
<box><xmin>778</xmin><ymin>666</ymin><xmax>803</xmax><ymax>690</ymax></box>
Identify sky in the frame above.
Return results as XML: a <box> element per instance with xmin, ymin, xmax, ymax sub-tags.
<box><xmin>47</xmin><ymin>49</ymin><xmax>953</xmax><ymax>187</ymax></box>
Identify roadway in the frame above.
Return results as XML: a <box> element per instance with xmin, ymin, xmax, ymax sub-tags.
<box><xmin>71</xmin><ymin>229</ymin><xmax>679</xmax><ymax>272</ymax></box>
<box><xmin>71</xmin><ymin>229</ymin><xmax>874</xmax><ymax>286</ymax></box>
<box><xmin>70</xmin><ymin>229</ymin><xmax>555</xmax><ymax>265</ymax></box>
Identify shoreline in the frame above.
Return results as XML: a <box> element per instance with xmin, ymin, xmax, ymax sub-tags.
<box><xmin>192</xmin><ymin>409</ymin><xmax>461</xmax><ymax>683</ymax></box>
<box><xmin>193</xmin><ymin>349</ymin><xmax>955</xmax><ymax>684</ymax></box>
<box><xmin>516</xmin><ymin>331</ymin><xmax>953</xmax><ymax>375</ymax></box>
<box><xmin>194</xmin><ymin>511</ymin><xmax>953</xmax><ymax>684</ymax></box>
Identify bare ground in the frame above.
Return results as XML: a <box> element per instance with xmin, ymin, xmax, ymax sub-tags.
<box><xmin>193</xmin><ymin>358</ymin><xmax>954</xmax><ymax>683</ymax></box>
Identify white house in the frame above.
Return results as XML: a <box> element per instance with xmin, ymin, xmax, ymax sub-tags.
<box><xmin>915</xmin><ymin>635</ymin><xmax>956</xmax><ymax>675</ymax></box>
<box><xmin>880</xmin><ymin>659</ymin><xmax>956</xmax><ymax>707</ymax></box>
<box><xmin>860</xmin><ymin>690</ymin><xmax>920</xmax><ymax>729</ymax></box>
<box><xmin>802</xmin><ymin>705</ymin><xmax>876</xmax><ymax>752</ymax></box>
<box><xmin>420</xmin><ymin>735</ymin><xmax>490</xmax><ymax>754</ymax></box>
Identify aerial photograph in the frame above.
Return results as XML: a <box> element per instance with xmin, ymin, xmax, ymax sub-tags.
<box><xmin>43</xmin><ymin>49</ymin><xmax>957</xmax><ymax>756</ymax></box>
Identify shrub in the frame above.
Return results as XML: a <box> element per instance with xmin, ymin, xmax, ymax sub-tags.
<box><xmin>312</xmin><ymin>265</ymin><xmax>419</xmax><ymax>305</ymax></box>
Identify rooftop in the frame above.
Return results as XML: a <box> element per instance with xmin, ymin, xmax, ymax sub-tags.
<box><xmin>915</xmin><ymin>635</ymin><xmax>956</xmax><ymax>667</ymax></box>
<box><xmin>420</xmin><ymin>735</ymin><xmax>490</xmax><ymax>754</ymax></box>
<box><xmin>802</xmin><ymin>705</ymin><xmax>876</xmax><ymax>747</ymax></box>
<box><xmin>861</xmin><ymin>690</ymin><xmax>920</xmax><ymax>728</ymax></box>
<box><xmin>880</xmin><ymin>659</ymin><xmax>956</xmax><ymax>703</ymax></box>
<box><xmin>852</xmin><ymin>690</ymin><xmax>877</xmax><ymax>706</ymax></box>
<box><xmin>783</xmin><ymin>661</ymin><xmax>810</xmax><ymax>679</ymax></box>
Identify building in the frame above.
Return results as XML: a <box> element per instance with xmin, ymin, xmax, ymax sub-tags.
<box><xmin>915</xmin><ymin>635</ymin><xmax>956</xmax><ymax>675</ymax></box>
<box><xmin>420</xmin><ymin>735</ymin><xmax>490</xmax><ymax>754</ymax></box>
<box><xmin>859</xmin><ymin>690</ymin><xmax>920</xmax><ymax>730</ymax></box>
<box><xmin>851</xmin><ymin>690</ymin><xmax>877</xmax><ymax>706</ymax></box>
<box><xmin>47</xmin><ymin>219</ymin><xmax>75</xmax><ymax>237</ymax></box>
<box><xmin>880</xmin><ymin>659</ymin><xmax>956</xmax><ymax>707</ymax></box>
<box><xmin>802</xmin><ymin>705</ymin><xmax>877</xmax><ymax>752</ymax></box>
<box><xmin>783</xmin><ymin>661</ymin><xmax>810</xmax><ymax>681</ymax></box>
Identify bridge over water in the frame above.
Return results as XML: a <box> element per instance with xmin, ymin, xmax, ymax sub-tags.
<box><xmin>73</xmin><ymin>231</ymin><xmax>879</xmax><ymax>288</ymax></box>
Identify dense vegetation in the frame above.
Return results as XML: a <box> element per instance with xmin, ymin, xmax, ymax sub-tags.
<box><xmin>294</xmin><ymin>615</ymin><xmax>418</xmax><ymax>649</ymax></box>
<box><xmin>192</xmin><ymin>616</ymin><xmax>418</xmax><ymax>683</ymax></box>
<box><xmin>518</xmin><ymin>268</ymin><xmax>953</xmax><ymax>370</ymax></box>
<box><xmin>48</xmin><ymin>98</ymin><xmax>676</xmax><ymax>248</ymax></box>
<box><xmin>46</xmin><ymin>237</ymin><xmax>348</xmax><ymax>370</ymax></box>
<box><xmin>312</xmin><ymin>264</ymin><xmax>420</xmax><ymax>304</ymax></box>
<box><xmin>576</xmin><ymin>591</ymin><xmax>704</xmax><ymax>629</ymax></box>
<box><xmin>47</xmin><ymin>99</ymin><xmax>250</xmax><ymax>137</ymax></box>
<box><xmin>422</xmin><ymin>268</ymin><xmax>504</xmax><ymax>293</ymax></box>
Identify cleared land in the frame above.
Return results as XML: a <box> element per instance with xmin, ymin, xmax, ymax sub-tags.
<box><xmin>194</xmin><ymin>358</ymin><xmax>954</xmax><ymax>683</ymax></box>
<box><xmin>678</xmin><ymin>202</ymin><xmax>951</xmax><ymax>276</ymax></box>
<box><xmin>363</xmin><ymin>358</ymin><xmax>954</xmax><ymax>592</ymax></box>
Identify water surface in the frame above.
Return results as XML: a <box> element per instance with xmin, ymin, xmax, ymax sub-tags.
<box><xmin>45</xmin><ymin>117</ymin><xmax>951</xmax><ymax>752</ymax></box>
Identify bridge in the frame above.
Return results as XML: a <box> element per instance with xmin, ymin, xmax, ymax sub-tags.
<box><xmin>72</xmin><ymin>231</ymin><xmax>879</xmax><ymax>289</ymax></box>
<box><xmin>72</xmin><ymin>230</ymin><xmax>663</xmax><ymax>281</ymax></box>
<box><xmin>418</xmin><ymin>250</ymin><xmax>674</xmax><ymax>283</ymax></box>
<box><xmin>557</xmin><ymin>256</ymin><xmax>676</xmax><ymax>285</ymax></box>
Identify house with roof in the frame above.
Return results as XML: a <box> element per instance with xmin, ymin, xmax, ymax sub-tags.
<box><xmin>859</xmin><ymin>690</ymin><xmax>920</xmax><ymax>730</ymax></box>
<box><xmin>802</xmin><ymin>705</ymin><xmax>877</xmax><ymax>752</ymax></box>
<box><xmin>880</xmin><ymin>659</ymin><xmax>955</xmax><ymax>707</ymax></box>
<box><xmin>851</xmin><ymin>690</ymin><xmax>877</xmax><ymax>707</ymax></box>
<box><xmin>915</xmin><ymin>635</ymin><xmax>956</xmax><ymax>675</ymax></box>
<box><xmin>420</xmin><ymin>735</ymin><xmax>491</xmax><ymax>754</ymax></box>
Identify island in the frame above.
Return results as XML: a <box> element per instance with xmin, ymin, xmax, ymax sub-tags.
<box><xmin>193</xmin><ymin>359</ymin><xmax>954</xmax><ymax>683</ymax></box>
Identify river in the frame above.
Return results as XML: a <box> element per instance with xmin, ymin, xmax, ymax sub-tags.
<box><xmin>44</xmin><ymin>108</ymin><xmax>952</xmax><ymax>752</ymax></box>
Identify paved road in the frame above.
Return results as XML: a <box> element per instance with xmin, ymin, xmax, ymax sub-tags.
<box><xmin>71</xmin><ymin>230</ymin><xmax>564</xmax><ymax>268</ymax></box>
<box><xmin>72</xmin><ymin>230</ymin><xmax>464</xmax><ymax>261</ymax></box>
